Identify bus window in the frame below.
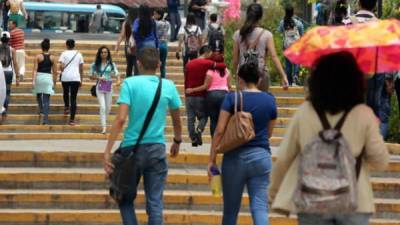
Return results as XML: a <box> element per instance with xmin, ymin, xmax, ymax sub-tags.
<box><xmin>43</xmin><ymin>12</ymin><xmax>62</xmax><ymax>30</ymax></box>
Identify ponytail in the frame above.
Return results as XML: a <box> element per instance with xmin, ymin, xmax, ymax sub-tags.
<box><xmin>240</xmin><ymin>3</ymin><xmax>263</xmax><ymax>43</ymax></box>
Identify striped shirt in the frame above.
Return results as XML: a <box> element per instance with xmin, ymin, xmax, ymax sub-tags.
<box><xmin>156</xmin><ymin>20</ymin><xmax>170</xmax><ymax>43</ymax></box>
<box><xmin>10</xmin><ymin>28</ymin><xmax>24</xmax><ymax>50</ymax></box>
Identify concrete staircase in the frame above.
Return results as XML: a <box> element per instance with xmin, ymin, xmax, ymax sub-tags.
<box><xmin>0</xmin><ymin>40</ymin><xmax>398</xmax><ymax>224</ymax></box>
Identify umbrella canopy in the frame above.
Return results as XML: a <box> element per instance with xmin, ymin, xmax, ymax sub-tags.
<box><xmin>284</xmin><ymin>19</ymin><xmax>400</xmax><ymax>74</ymax></box>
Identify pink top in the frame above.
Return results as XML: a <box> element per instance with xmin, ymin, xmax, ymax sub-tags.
<box><xmin>207</xmin><ymin>69</ymin><xmax>230</xmax><ymax>91</ymax></box>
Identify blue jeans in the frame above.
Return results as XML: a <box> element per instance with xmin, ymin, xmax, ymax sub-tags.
<box><xmin>185</xmin><ymin>97</ymin><xmax>208</xmax><ymax>142</ymax></box>
<box><xmin>206</xmin><ymin>90</ymin><xmax>227</xmax><ymax>136</ymax></box>
<box><xmin>168</xmin><ymin>11</ymin><xmax>181</xmax><ymax>41</ymax></box>
<box><xmin>221</xmin><ymin>147</ymin><xmax>272</xmax><ymax>225</ymax></box>
<box><xmin>366</xmin><ymin>73</ymin><xmax>385</xmax><ymax>118</ymax></box>
<box><xmin>118</xmin><ymin>143</ymin><xmax>168</xmax><ymax>225</ymax></box>
<box><xmin>379</xmin><ymin>88</ymin><xmax>391</xmax><ymax>139</ymax></box>
<box><xmin>284</xmin><ymin>57</ymin><xmax>299</xmax><ymax>86</ymax></box>
<box><xmin>3</xmin><ymin>71</ymin><xmax>12</xmax><ymax>114</ymax></box>
<box><xmin>36</xmin><ymin>93</ymin><xmax>50</xmax><ymax>124</ymax></box>
<box><xmin>298</xmin><ymin>213</ymin><xmax>370</xmax><ymax>225</ymax></box>
<box><xmin>159</xmin><ymin>42</ymin><xmax>168</xmax><ymax>78</ymax></box>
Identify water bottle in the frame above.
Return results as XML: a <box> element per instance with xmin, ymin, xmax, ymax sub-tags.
<box><xmin>210</xmin><ymin>166</ymin><xmax>222</xmax><ymax>197</ymax></box>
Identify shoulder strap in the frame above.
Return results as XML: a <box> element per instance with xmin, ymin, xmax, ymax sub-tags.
<box><xmin>333</xmin><ymin>110</ymin><xmax>351</xmax><ymax>131</ymax></box>
<box><xmin>62</xmin><ymin>51</ymin><xmax>79</xmax><ymax>72</ymax></box>
<box><xmin>355</xmin><ymin>147</ymin><xmax>364</xmax><ymax>180</ymax></box>
<box><xmin>99</xmin><ymin>63</ymin><xmax>110</xmax><ymax>76</ymax></box>
<box><xmin>315</xmin><ymin>108</ymin><xmax>331</xmax><ymax>130</ymax></box>
<box><xmin>132</xmin><ymin>76</ymin><xmax>163</xmax><ymax>152</ymax></box>
<box><xmin>247</xmin><ymin>29</ymin><xmax>264</xmax><ymax>50</ymax></box>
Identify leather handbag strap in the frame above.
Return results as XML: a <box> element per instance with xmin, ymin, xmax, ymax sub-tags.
<box><xmin>131</xmin><ymin>76</ymin><xmax>163</xmax><ymax>153</ymax></box>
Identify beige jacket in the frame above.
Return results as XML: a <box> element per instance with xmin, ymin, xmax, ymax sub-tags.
<box><xmin>269</xmin><ymin>102</ymin><xmax>389</xmax><ymax>215</ymax></box>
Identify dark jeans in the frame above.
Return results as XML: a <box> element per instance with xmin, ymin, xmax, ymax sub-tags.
<box><xmin>366</xmin><ymin>73</ymin><xmax>385</xmax><ymax>118</ymax></box>
<box><xmin>195</xmin><ymin>15</ymin><xmax>205</xmax><ymax>31</ymax></box>
<box><xmin>185</xmin><ymin>96</ymin><xmax>208</xmax><ymax>142</ymax></box>
<box><xmin>379</xmin><ymin>90</ymin><xmax>391</xmax><ymax>139</ymax></box>
<box><xmin>3</xmin><ymin>71</ymin><xmax>13</xmax><ymax>114</ymax></box>
<box><xmin>2</xmin><ymin>9</ymin><xmax>8</xmax><ymax>31</ymax></box>
<box><xmin>36</xmin><ymin>93</ymin><xmax>50</xmax><ymax>124</ymax></box>
<box><xmin>206</xmin><ymin>90</ymin><xmax>227</xmax><ymax>137</ymax></box>
<box><xmin>62</xmin><ymin>81</ymin><xmax>80</xmax><ymax>120</ymax></box>
<box><xmin>395</xmin><ymin>79</ymin><xmax>400</xmax><ymax>114</ymax></box>
<box><xmin>125</xmin><ymin>52</ymin><xmax>138</xmax><ymax>77</ymax></box>
<box><xmin>159</xmin><ymin>42</ymin><xmax>168</xmax><ymax>78</ymax></box>
<box><xmin>168</xmin><ymin>11</ymin><xmax>181</xmax><ymax>41</ymax></box>
<box><xmin>284</xmin><ymin>57</ymin><xmax>299</xmax><ymax>86</ymax></box>
<box><xmin>222</xmin><ymin>147</ymin><xmax>272</xmax><ymax>225</ymax></box>
<box><xmin>118</xmin><ymin>143</ymin><xmax>168</xmax><ymax>225</ymax></box>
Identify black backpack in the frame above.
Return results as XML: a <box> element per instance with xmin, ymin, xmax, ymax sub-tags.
<box><xmin>208</xmin><ymin>24</ymin><xmax>224</xmax><ymax>52</ymax></box>
<box><xmin>0</xmin><ymin>46</ymin><xmax>11</xmax><ymax>68</ymax></box>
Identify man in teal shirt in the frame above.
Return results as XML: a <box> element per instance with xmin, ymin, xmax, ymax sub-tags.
<box><xmin>103</xmin><ymin>47</ymin><xmax>182</xmax><ymax>225</ymax></box>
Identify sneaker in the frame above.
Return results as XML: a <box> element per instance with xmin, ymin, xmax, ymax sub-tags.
<box><xmin>101</xmin><ymin>127</ymin><xmax>107</xmax><ymax>134</ymax></box>
<box><xmin>64</xmin><ymin>107</ymin><xmax>70</xmax><ymax>115</ymax></box>
<box><xmin>68</xmin><ymin>120</ymin><xmax>76</xmax><ymax>126</ymax></box>
<box><xmin>195</xmin><ymin>130</ymin><xmax>203</xmax><ymax>146</ymax></box>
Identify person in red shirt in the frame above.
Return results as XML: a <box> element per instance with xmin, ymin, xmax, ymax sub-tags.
<box><xmin>184</xmin><ymin>45</ymin><xmax>226</xmax><ymax>146</ymax></box>
<box><xmin>8</xmin><ymin>20</ymin><xmax>24</xmax><ymax>81</ymax></box>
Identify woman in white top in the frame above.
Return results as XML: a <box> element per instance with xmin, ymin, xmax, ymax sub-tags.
<box><xmin>58</xmin><ymin>39</ymin><xmax>84</xmax><ymax>126</ymax></box>
<box><xmin>0</xmin><ymin>31</ymin><xmax>18</xmax><ymax>122</ymax></box>
<box><xmin>232</xmin><ymin>3</ymin><xmax>288</xmax><ymax>92</ymax></box>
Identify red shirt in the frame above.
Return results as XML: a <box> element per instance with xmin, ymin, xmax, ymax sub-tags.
<box><xmin>10</xmin><ymin>28</ymin><xmax>24</xmax><ymax>50</ymax></box>
<box><xmin>185</xmin><ymin>58</ymin><xmax>226</xmax><ymax>97</ymax></box>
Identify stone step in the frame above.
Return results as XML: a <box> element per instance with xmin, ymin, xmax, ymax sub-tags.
<box><xmin>7</xmin><ymin>94</ymin><xmax>305</xmax><ymax>106</ymax></box>
<box><xmin>0</xmin><ymin>189</ymin><xmax>398</xmax><ymax>216</ymax></box>
<box><xmin>11</xmin><ymin>83</ymin><xmax>304</xmax><ymax>98</ymax></box>
<box><xmin>0</xmin><ymin>167</ymin><xmax>398</xmax><ymax>195</ymax></box>
<box><xmin>24</xmin><ymin>41</ymin><xmax>181</xmax><ymax>51</ymax></box>
<box><xmin>24</xmin><ymin>50</ymin><xmax>182</xmax><ymax>60</ymax></box>
<box><xmin>23</xmin><ymin>63</ymin><xmax>183</xmax><ymax>73</ymax></box>
<box><xmin>0</xmin><ymin>150</ymin><xmax>399</xmax><ymax>174</ymax></box>
<box><xmin>0</xmin><ymin>209</ymin><xmax>398</xmax><ymax>225</ymax></box>
<box><xmin>0</xmin><ymin>124</ymin><xmax>287</xmax><ymax>137</ymax></box>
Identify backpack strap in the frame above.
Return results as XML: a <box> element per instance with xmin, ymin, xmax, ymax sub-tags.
<box><xmin>246</xmin><ymin>29</ymin><xmax>264</xmax><ymax>51</ymax></box>
<box><xmin>315</xmin><ymin>108</ymin><xmax>331</xmax><ymax>130</ymax></box>
<box><xmin>333</xmin><ymin>110</ymin><xmax>351</xmax><ymax>131</ymax></box>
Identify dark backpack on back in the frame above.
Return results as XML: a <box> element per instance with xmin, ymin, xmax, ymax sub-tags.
<box><xmin>0</xmin><ymin>46</ymin><xmax>11</xmax><ymax>68</ymax></box>
<box><xmin>208</xmin><ymin>24</ymin><xmax>224</xmax><ymax>52</ymax></box>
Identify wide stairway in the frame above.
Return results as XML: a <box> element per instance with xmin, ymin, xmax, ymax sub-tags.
<box><xmin>0</xmin><ymin>40</ymin><xmax>399</xmax><ymax>225</ymax></box>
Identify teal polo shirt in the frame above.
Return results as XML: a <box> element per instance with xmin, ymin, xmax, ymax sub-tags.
<box><xmin>118</xmin><ymin>75</ymin><xmax>182</xmax><ymax>147</ymax></box>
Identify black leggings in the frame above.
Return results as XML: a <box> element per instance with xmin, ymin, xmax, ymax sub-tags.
<box><xmin>125</xmin><ymin>53</ymin><xmax>138</xmax><ymax>77</ymax></box>
<box><xmin>62</xmin><ymin>81</ymin><xmax>80</xmax><ymax>120</ymax></box>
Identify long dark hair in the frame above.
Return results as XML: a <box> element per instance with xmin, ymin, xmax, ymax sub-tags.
<box><xmin>208</xmin><ymin>52</ymin><xmax>226</xmax><ymax>77</ymax></box>
<box><xmin>283</xmin><ymin>6</ymin><xmax>295</xmax><ymax>30</ymax></box>
<box><xmin>333</xmin><ymin>0</ymin><xmax>348</xmax><ymax>25</ymax></box>
<box><xmin>308</xmin><ymin>51</ymin><xmax>365</xmax><ymax>114</ymax></box>
<box><xmin>138</xmin><ymin>5</ymin><xmax>154</xmax><ymax>38</ymax></box>
<box><xmin>94</xmin><ymin>46</ymin><xmax>114</xmax><ymax>73</ymax></box>
<box><xmin>124</xmin><ymin>8</ymin><xmax>135</xmax><ymax>38</ymax></box>
<box><xmin>186</xmin><ymin>13</ymin><xmax>196</xmax><ymax>26</ymax></box>
<box><xmin>240</xmin><ymin>3</ymin><xmax>263</xmax><ymax>42</ymax></box>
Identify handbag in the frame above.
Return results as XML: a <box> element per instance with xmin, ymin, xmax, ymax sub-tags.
<box><xmin>216</xmin><ymin>91</ymin><xmax>255</xmax><ymax>154</ymax></box>
<box><xmin>109</xmin><ymin>76</ymin><xmax>162</xmax><ymax>204</ymax></box>
<box><xmin>91</xmin><ymin>63</ymin><xmax>111</xmax><ymax>97</ymax></box>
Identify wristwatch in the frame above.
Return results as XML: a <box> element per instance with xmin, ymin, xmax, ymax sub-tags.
<box><xmin>173</xmin><ymin>138</ymin><xmax>182</xmax><ymax>144</ymax></box>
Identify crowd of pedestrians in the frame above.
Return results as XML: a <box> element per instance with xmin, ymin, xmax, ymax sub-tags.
<box><xmin>0</xmin><ymin>1</ymin><xmax>393</xmax><ymax>225</ymax></box>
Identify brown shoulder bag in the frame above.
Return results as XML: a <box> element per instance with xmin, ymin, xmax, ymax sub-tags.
<box><xmin>216</xmin><ymin>91</ymin><xmax>255</xmax><ymax>154</ymax></box>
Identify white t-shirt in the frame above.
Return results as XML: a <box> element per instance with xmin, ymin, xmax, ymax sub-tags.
<box><xmin>58</xmin><ymin>50</ymin><xmax>84</xmax><ymax>82</ymax></box>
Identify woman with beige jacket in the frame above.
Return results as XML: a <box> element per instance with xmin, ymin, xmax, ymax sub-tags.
<box><xmin>269</xmin><ymin>52</ymin><xmax>389</xmax><ymax>225</ymax></box>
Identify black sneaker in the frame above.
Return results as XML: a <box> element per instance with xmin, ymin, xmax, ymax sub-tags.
<box><xmin>196</xmin><ymin>130</ymin><xmax>203</xmax><ymax>146</ymax></box>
